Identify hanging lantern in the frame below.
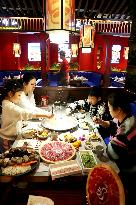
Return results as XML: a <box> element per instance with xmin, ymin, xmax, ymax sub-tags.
<box><xmin>13</xmin><ymin>43</ymin><xmax>21</xmax><ymax>57</ymax></box>
<box><xmin>45</xmin><ymin>0</ymin><xmax>75</xmax><ymax>44</ymax></box>
<box><xmin>71</xmin><ymin>44</ymin><xmax>78</xmax><ymax>57</ymax></box>
<box><xmin>79</xmin><ymin>24</ymin><xmax>96</xmax><ymax>49</ymax></box>
<box><xmin>124</xmin><ymin>47</ymin><xmax>129</xmax><ymax>59</ymax></box>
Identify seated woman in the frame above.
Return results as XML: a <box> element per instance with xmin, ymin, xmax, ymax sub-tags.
<box><xmin>0</xmin><ymin>79</ymin><xmax>53</xmax><ymax>152</ymax></box>
<box><xmin>93</xmin><ymin>92</ymin><xmax>136</xmax><ymax>169</ymax></box>
<box><xmin>67</xmin><ymin>86</ymin><xmax>111</xmax><ymax>138</ymax></box>
<box><xmin>18</xmin><ymin>73</ymin><xmax>46</xmax><ymax>114</ymax></box>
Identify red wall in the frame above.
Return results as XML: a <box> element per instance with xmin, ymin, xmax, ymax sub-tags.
<box><xmin>0</xmin><ymin>33</ymin><xmax>18</xmax><ymax>70</ymax></box>
<box><xmin>104</xmin><ymin>35</ymin><xmax>128</xmax><ymax>73</ymax></box>
<box><xmin>0</xmin><ymin>32</ymin><xmax>48</xmax><ymax>71</ymax></box>
<box><xmin>79</xmin><ymin>34</ymin><xmax>128</xmax><ymax>74</ymax></box>
<box><xmin>0</xmin><ymin>32</ymin><xmax>128</xmax><ymax>74</ymax></box>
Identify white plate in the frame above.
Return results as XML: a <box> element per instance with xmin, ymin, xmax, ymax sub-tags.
<box><xmin>41</xmin><ymin>115</ymin><xmax>78</xmax><ymax>132</ymax></box>
<box><xmin>58</xmin><ymin>132</ymin><xmax>77</xmax><ymax>142</ymax></box>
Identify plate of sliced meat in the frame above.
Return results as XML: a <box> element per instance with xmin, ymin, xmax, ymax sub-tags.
<box><xmin>39</xmin><ymin>141</ymin><xmax>76</xmax><ymax>163</ymax></box>
<box><xmin>0</xmin><ymin>147</ymin><xmax>40</xmax><ymax>176</ymax></box>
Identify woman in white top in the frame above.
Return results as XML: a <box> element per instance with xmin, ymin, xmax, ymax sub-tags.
<box><xmin>0</xmin><ymin>79</ymin><xmax>53</xmax><ymax>152</ymax></box>
<box><xmin>18</xmin><ymin>73</ymin><xmax>40</xmax><ymax>113</ymax></box>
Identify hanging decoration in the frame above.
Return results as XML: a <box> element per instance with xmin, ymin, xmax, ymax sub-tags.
<box><xmin>71</xmin><ymin>44</ymin><xmax>78</xmax><ymax>57</ymax></box>
<box><xmin>79</xmin><ymin>24</ymin><xmax>96</xmax><ymax>48</ymax></box>
<box><xmin>124</xmin><ymin>47</ymin><xmax>129</xmax><ymax>59</ymax></box>
<box><xmin>45</xmin><ymin>0</ymin><xmax>75</xmax><ymax>44</ymax></box>
<box><xmin>13</xmin><ymin>43</ymin><xmax>21</xmax><ymax>57</ymax></box>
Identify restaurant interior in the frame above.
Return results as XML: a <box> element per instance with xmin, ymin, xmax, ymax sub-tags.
<box><xmin>0</xmin><ymin>0</ymin><xmax>136</xmax><ymax>205</ymax></box>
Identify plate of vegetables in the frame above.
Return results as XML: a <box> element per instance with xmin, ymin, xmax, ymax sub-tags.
<box><xmin>79</xmin><ymin>150</ymin><xmax>97</xmax><ymax>172</ymax></box>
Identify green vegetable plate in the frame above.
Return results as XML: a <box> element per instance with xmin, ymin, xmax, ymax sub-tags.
<box><xmin>79</xmin><ymin>150</ymin><xmax>97</xmax><ymax>173</ymax></box>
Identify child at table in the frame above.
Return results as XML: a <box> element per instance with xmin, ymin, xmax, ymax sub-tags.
<box><xmin>67</xmin><ymin>86</ymin><xmax>111</xmax><ymax>138</ymax></box>
<box><xmin>0</xmin><ymin>79</ymin><xmax>53</xmax><ymax>153</ymax></box>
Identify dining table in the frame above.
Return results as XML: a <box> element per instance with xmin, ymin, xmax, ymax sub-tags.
<box><xmin>0</xmin><ymin>105</ymin><xmax>119</xmax><ymax>205</ymax></box>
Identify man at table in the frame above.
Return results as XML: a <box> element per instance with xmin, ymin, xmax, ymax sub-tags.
<box><xmin>58</xmin><ymin>50</ymin><xmax>69</xmax><ymax>86</ymax></box>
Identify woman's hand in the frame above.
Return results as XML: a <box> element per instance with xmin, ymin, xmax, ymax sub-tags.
<box><xmin>93</xmin><ymin>116</ymin><xmax>110</xmax><ymax>128</ymax></box>
<box><xmin>92</xmin><ymin>116</ymin><xmax>103</xmax><ymax>124</ymax></box>
<box><xmin>47</xmin><ymin>113</ymin><xmax>54</xmax><ymax>119</ymax></box>
<box><xmin>35</xmin><ymin>113</ymin><xmax>54</xmax><ymax>119</ymax></box>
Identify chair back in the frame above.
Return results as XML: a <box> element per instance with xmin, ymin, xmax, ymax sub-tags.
<box><xmin>86</xmin><ymin>163</ymin><xmax>125</xmax><ymax>205</ymax></box>
<box><xmin>130</xmin><ymin>103</ymin><xmax>136</xmax><ymax>117</ymax></box>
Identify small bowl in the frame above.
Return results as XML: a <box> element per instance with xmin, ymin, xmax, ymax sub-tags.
<box><xmin>93</xmin><ymin>145</ymin><xmax>104</xmax><ymax>157</ymax></box>
<box><xmin>85</xmin><ymin>141</ymin><xmax>94</xmax><ymax>150</ymax></box>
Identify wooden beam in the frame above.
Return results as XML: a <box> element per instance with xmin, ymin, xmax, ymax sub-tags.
<box><xmin>1</xmin><ymin>0</ymin><xmax>11</xmax><ymax>16</ymax></box>
<box><xmin>29</xmin><ymin>0</ymin><xmax>37</xmax><ymax>17</ymax></box>
<box><xmin>112</xmin><ymin>0</ymin><xmax>127</xmax><ymax>19</ymax></box>
<box><xmin>22</xmin><ymin>0</ymin><xmax>30</xmax><ymax>16</ymax></box>
<box><xmin>0</xmin><ymin>3</ymin><xmax>4</xmax><ymax>16</ymax></box>
<box><xmin>82</xmin><ymin>0</ymin><xmax>89</xmax><ymax>17</ymax></box>
<box><xmin>7</xmin><ymin>0</ymin><xmax>19</xmax><ymax>16</ymax></box>
<box><xmin>107</xmin><ymin>1</ymin><xmax>119</xmax><ymax>18</ymax></box>
<box><xmin>88</xmin><ymin>0</ymin><xmax>97</xmax><ymax>17</ymax></box>
<box><xmin>36</xmin><ymin>0</ymin><xmax>42</xmax><ymax>16</ymax></box>
<box><xmin>94</xmin><ymin>0</ymin><xmax>106</xmax><ymax>18</ymax></box>
<box><xmin>15</xmin><ymin>0</ymin><xmax>25</xmax><ymax>16</ymax></box>
<box><xmin>101</xmin><ymin>0</ymin><xmax>113</xmax><ymax>18</ymax></box>
<box><xmin>77</xmin><ymin>0</ymin><xmax>83</xmax><ymax>17</ymax></box>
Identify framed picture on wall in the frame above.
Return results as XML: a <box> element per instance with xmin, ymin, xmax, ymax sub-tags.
<box><xmin>28</xmin><ymin>43</ymin><xmax>41</xmax><ymax>61</ymax></box>
<box><xmin>111</xmin><ymin>45</ymin><xmax>121</xmax><ymax>63</ymax></box>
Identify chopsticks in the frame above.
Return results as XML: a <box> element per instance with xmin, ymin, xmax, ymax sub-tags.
<box><xmin>52</xmin><ymin>104</ymin><xmax>54</xmax><ymax>114</ymax></box>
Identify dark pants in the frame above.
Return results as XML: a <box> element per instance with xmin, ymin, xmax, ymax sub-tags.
<box><xmin>58</xmin><ymin>72</ymin><xmax>69</xmax><ymax>86</ymax></box>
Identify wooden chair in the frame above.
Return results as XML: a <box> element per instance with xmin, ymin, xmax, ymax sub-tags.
<box><xmin>86</xmin><ymin>163</ymin><xmax>125</xmax><ymax>205</ymax></box>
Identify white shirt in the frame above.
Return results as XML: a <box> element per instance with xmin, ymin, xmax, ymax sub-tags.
<box><xmin>18</xmin><ymin>91</ymin><xmax>48</xmax><ymax>115</ymax></box>
<box><xmin>18</xmin><ymin>91</ymin><xmax>36</xmax><ymax>111</ymax></box>
<box><xmin>0</xmin><ymin>100</ymin><xmax>35</xmax><ymax>140</ymax></box>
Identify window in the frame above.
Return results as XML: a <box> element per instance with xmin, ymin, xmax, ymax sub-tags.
<box><xmin>28</xmin><ymin>43</ymin><xmax>41</xmax><ymax>61</ymax></box>
<box><xmin>111</xmin><ymin>45</ymin><xmax>121</xmax><ymax>63</ymax></box>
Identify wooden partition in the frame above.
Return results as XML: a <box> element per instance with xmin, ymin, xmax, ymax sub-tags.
<box><xmin>34</xmin><ymin>86</ymin><xmax>125</xmax><ymax>105</ymax></box>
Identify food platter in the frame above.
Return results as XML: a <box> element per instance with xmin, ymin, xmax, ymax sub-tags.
<box><xmin>39</xmin><ymin>141</ymin><xmax>76</xmax><ymax>164</ymax></box>
<box><xmin>21</xmin><ymin>129</ymin><xmax>38</xmax><ymax>138</ymax></box>
<box><xmin>79</xmin><ymin>121</ymin><xmax>90</xmax><ymax>130</ymax></box>
<box><xmin>58</xmin><ymin>132</ymin><xmax>77</xmax><ymax>142</ymax></box>
<box><xmin>86</xmin><ymin>164</ymin><xmax>125</xmax><ymax>205</ymax></box>
<box><xmin>0</xmin><ymin>147</ymin><xmax>40</xmax><ymax>176</ymax></box>
<box><xmin>21</xmin><ymin>128</ymin><xmax>50</xmax><ymax>140</ymax></box>
<box><xmin>79</xmin><ymin>150</ymin><xmax>97</xmax><ymax>172</ymax></box>
<box><xmin>49</xmin><ymin>160</ymin><xmax>82</xmax><ymax>180</ymax></box>
<box><xmin>41</xmin><ymin>115</ymin><xmax>78</xmax><ymax>132</ymax></box>
<box><xmin>86</xmin><ymin>132</ymin><xmax>101</xmax><ymax>141</ymax></box>
<box><xmin>36</xmin><ymin>130</ymin><xmax>50</xmax><ymax>140</ymax></box>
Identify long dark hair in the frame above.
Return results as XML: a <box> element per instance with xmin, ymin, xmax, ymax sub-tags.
<box><xmin>0</xmin><ymin>79</ymin><xmax>23</xmax><ymax>103</ymax></box>
<box><xmin>22</xmin><ymin>73</ymin><xmax>36</xmax><ymax>85</ymax></box>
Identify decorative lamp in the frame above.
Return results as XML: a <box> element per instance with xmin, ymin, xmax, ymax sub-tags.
<box><xmin>13</xmin><ymin>43</ymin><xmax>21</xmax><ymax>57</ymax></box>
<box><xmin>79</xmin><ymin>24</ymin><xmax>96</xmax><ymax>53</ymax></box>
<box><xmin>44</xmin><ymin>0</ymin><xmax>75</xmax><ymax>44</ymax></box>
<box><xmin>124</xmin><ymin>47</ymin><xmax>129</xmax><ymax>59</ymax></box>
<box><xmin>71</xmin><ymin>44</ymin><xmax>78</xmax><ymax>57</ymax></box>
